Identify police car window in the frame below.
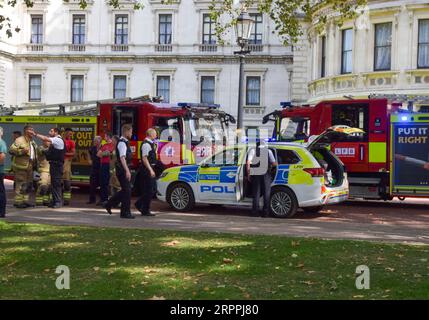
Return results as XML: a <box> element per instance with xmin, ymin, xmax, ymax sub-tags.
<box><xmin>276</xmin><ymin>149</ymin><xmax>301</xmax><ymax>165</ymax></box>
<box><xmin>206</xmin><ymin>148</ymin><xmax>241</xmax><ymax>166</ymax></box>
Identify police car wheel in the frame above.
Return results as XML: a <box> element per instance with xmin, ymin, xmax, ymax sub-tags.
<box><xmin>167</xmin><ymin>183</ymin><xmax>195</xmax><ymax>212</ymax></box>
<box><xmin>270</xmin><ymin>188</ymin><xmax>298</xmax><ymax>218</ymax></box>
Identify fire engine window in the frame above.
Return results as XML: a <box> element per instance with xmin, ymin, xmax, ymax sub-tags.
<box><xmin>332</xmin><ymin>104</ymin><xmax>368</xmax><ymax>141</ymax></box>
<box><xmin>153</xmin><ymin>117</ymin><xmax>181</xmax><ymax>142</ymax></box>
<box><xmin>279</xmin><ymin>118</ymin><xmax>310</xmax><ymax>142</ymax></box>
<box><xmin>187</xmin><ymin>117</ymin><xmax>224</xmax><ymax>144</ymax></box>
<box><xmin>112</xmin><ymin>107</ymin><xmax>138</xmax><ymax>140</ymax></box>
<box><xmin>276</xmin><ymin>149</ymin><xmax>301</xmax><ymax>165</ymax></box>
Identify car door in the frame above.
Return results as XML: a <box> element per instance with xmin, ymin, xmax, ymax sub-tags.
<box><xmin>198</xmin><ymin>147</ymin><xmax>243</xmax><ymax>201</ymax></box>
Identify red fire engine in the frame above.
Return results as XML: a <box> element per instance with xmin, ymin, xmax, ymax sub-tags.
<box><xmin>97</xmin><ymin>98</ymin><xmax>235</xmax><ymax>169</ymax></box>
<box><xmin>263</xmin><ymin>95</ymin><xmax>429</xmax><ymax>200</ymax></box>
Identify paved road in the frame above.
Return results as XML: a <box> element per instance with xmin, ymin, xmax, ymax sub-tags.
<box><xmin>2</xmin><ymin>181</ymin><xmax>429</xmax><ymax>245</ymax></box>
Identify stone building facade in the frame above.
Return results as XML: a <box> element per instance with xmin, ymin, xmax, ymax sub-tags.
<box><xmin>307</xmin><ymin>0</ymin><xmax>429</xmax><ymax>104</ymax></box>
<box><xmin>0</xmin><ymin>0</ymin><xmax>298</xmax><ymax>132</ymax></box>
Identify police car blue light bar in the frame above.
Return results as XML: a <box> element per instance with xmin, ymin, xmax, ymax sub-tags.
<box><xmin>178</xmin><ymin>102</ymin><xmax>220</xmax><ymax>109</ymax></box>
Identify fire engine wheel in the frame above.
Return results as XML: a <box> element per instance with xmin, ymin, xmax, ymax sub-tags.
<box><xmin>270</xmin><ymin>187</ymin><xmax>298</xmax><ymax>218</ymax></box>
<box><xmin>167</xmin><ymin>183</ymin><xmax>195</xmax><ymax>212</ymax></box>
<box><xmin>398</xmin><ymin>196</ymin><xmax>406</xmax><ymax>201</ymax></box>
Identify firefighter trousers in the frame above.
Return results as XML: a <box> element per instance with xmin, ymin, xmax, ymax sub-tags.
<box><xmin>36</xmin><ymin>172</ymin><xmax>51</xmax><ymax>206</ymax></box>
<box><xmin>62</xmin><ymin>158</ymin><xmax>72</xmax><ymax>204</ymax></box>
<box><xmin>14</xmin><ymin>167</ymin><xmax>33</xmax><ymax>206</ymax></box>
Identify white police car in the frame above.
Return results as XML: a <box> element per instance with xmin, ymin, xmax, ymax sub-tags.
<box><xmin>157</xmin><ymin>127</ymin><xmax>361</xmax><ymax>218</ymax></box>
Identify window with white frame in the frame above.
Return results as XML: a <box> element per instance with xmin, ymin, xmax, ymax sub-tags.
<box><xmin>341</xmin><ymin>29</ymin><xmax>353</xmax><ymax>74</ymax></box>
<box><xmin>374</xmin><ymin>22</ymin><xmax>392</xmax><ymax>71</ymax></box>
<box><xmin>71</xmin><ymin>75</ymin><xmax>84</xmax><ymax>102</ymax></box>
<box><xmin>157</xmin><ymin>76</ymin><xmax>170</xmax><ymax>103</ymax></box>
<box><xmin>418</xmin><ymin>19</ymin><xmax>429</xmax><ymax>69</ymax></box>
<box><xmin>115</xmin><ymin>15</ymin><xmax>128</xmax><ymax>45</ymax></box>
<box><xmin>249</xmin><ymin>13</ymin><xmax>263</xmax><ymax>44</ymax></box>
<box><xmin>246</xmin><ymin>76</ymin><xmax>261</xmax><ymax>106</ymax></box>
<box><xmin>200</xmin><ymin>76</ymin><xmax>215</xmax><ymax>104</ymax></box>
<box><xmin>202</xmin><ymin>13</ymin><xmax>216</xmax><ymax>44</ymax></box>
<box><xmin>159</xmin><ymin>14</ymin><xmax>172</xmax><ymax>44</ymax></box>
<box><xmin>113</xmin><ymin>76</ymin><xmax>127</xmax><ymax>99</ymax></box>
<box><xmin>29</xmin><ymin>75</ymin><xmax>42</xmax><ymax>102</ymax></box>
<box><xmin>31</xmin><ymin>15</ymin><xmax>43</xmax><ymax>44</ymax></box>
<box><xmin>72</xmin><ymin>15</ymin><xmax>85</xmax><ymax>44</ymax></box>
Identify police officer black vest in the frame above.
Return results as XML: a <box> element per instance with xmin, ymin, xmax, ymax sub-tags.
<box><xmin>116</xmin><ymin>137</ymin><xmax>132</xmax><ymax>172</ymax></box>
<box><xmin>45</xmin><ymin>135</ymin><xmax>65</xmax><ymax>163</ymax></box>
<box><xmin>140</xmin><ymin>139</ymin><xmax>157</xmax><ymax>167</ymax></box>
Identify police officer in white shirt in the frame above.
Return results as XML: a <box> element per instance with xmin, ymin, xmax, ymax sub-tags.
<box><xmin>33</xmin><ymin>128</ymin><xmax>65</xmax><ymax>208</ymax></box>
<box><xmin>135</xmin><ymin>128</ymin><xmax>158</xmax><ymax>216</ymax></box>
<box><xmin>104</xmin><ymin>124</ymin><xmax>134</xmax><ymax>219</ymax></box>
<box><xmin>246</xmin><ymin>140</ymin><xmax>277</xmax><ymax>217</ymax></box>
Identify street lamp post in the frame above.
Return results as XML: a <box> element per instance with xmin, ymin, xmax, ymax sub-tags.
<box><xmin>234</xmin><ymin>11</ymin><xmax>255</xmax><ymax>134</ymax></box>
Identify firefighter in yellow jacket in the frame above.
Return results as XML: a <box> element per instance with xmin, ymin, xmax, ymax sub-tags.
<box><xmin>35</xmin><ymin>143</ymin><xmax>51</xmax><ymax>206</ymax></box>
<box><xmin>9</xmin><ymin>125</ymin><xmax>38</xmax><ymax>208</ymax></box>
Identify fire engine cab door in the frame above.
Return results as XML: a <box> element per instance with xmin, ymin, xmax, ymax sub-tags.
<box><xmin>329</xmin><ymin>104</ymin><xmax>370</xmax><ymax>172</ymax></box>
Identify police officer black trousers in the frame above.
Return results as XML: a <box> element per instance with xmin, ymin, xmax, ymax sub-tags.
<box><xmin>135</xmin><ymin>171</ymin><xmax>156</xmax><ymax>215</ymax></box>
<box><xmin>252</xmin><ymin>172</ymin><xmax>271</xmax><ymax>216</ymax></box>
<box><xmin>50</xmin><ymin>161</ymin><xmax>63</xmax><ymax>207</ymax></box>
<box><xmin>106</xmin><ymin>170</ymin><xmax>131</xmax><ymax>216</ymax></box>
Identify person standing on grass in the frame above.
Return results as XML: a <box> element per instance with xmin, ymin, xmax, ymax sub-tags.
<box><xmin>0</xmin><ymin>127</ymin><xmax>7</xmax><ymax>218</ymax></box>
<box><xmin>97</xmin><ymin>132</ymin><xmax>114</xmax><ymax>206</ymax></box>
<box><xmin>88</xmin><ymin>136</ymin><xmax>101</xmax><ymax>205</ymax></box>
<box><xmin>104</xmin><ymin>124</ymin><xmax>134</xmax><ymax>219</ymax></box>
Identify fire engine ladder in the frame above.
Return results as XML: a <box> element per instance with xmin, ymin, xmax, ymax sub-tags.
<box><xmin>0</xmin><ymin>95</ymin><xmax>159</xmax><ymax>117</ymax></box>
<box><xmin>369</xmin><ymin>94</ymin><xmax>429</xmax><ymax>112</ymax></box>
<box><xmin>39</xmin><ymin>95</ymin><xmax>156</xmax><ymax>116</ymax></box>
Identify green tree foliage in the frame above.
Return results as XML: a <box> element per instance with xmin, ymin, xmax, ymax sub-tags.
<box><xmin>0</xmin><ymin>0</ymin><xmax>366</xmax><ymax>45</ymax></box>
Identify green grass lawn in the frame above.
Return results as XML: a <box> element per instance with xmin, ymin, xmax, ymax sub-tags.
<box><xmin>0</xmin><ymin>220</ymin><xmax>428</xmax><ymax>300</ymax></box>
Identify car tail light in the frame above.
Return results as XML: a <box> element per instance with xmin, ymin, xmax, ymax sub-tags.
<box><xmin>304</xmin><ymin>168</ymin><xmax>325</xmax><ymax>177</ymax></box>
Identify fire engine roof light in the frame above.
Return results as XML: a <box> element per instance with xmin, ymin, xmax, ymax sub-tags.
<box><xmin>177</xmin><ymin>102</ymin><xmax>220</xmax><ymax>109</ymax></box>
<box><xmin>280</xmin><ymin>101</ymin><xmax>293</xmax><ymax>108</ymax></box>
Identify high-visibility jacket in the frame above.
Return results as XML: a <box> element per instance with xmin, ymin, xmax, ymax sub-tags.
<box><xmin>9</xmin><ymin>136</ymin><xmax>38</xmax><ymax>171</ymax></box>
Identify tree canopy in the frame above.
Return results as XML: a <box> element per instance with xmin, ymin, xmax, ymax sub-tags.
<box><xmin>0</xmin><ymin>0</ymin><xmax>366</xmax><ymax>45</ymax></box>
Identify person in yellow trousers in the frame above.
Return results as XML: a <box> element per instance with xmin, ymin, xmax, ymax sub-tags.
<box><xmin>9</xmin><ymin>125</ymin><xmax>38</xmax><ymax>208</ymax></box>
<box><xmin>35</xmin><ymin>142</ymin><xmax>51</xmax><ymax>206</ymax></box>
<box><xmin>62</xmin><ymin>128</ymin><xmax>75</xmax><ymax>205</ymax></box>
